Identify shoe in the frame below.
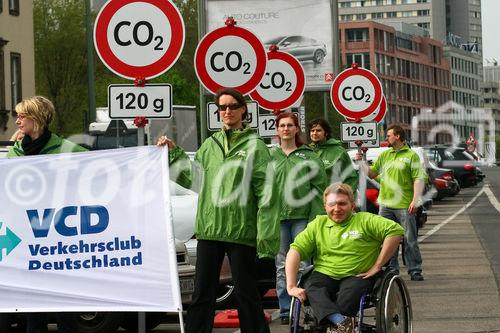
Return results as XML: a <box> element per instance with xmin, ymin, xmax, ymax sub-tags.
<box><xmin>411</xmin><ymin>272</ymin><xmax>424</xmax><ymax>281</ymax></box>
<box><xmin>280</xmin><ymin>316</ymin><xmax>289</xmax><ymax>325</ymax></box>
<box><xmin>326</xmin><ymin>317</ymin><xmax>354</xmax><ymax>333</ymax></box>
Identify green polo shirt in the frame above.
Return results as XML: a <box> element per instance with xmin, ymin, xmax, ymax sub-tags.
<box><xmin>290</xmin><ymin>213</ymin><xmax>404</xmax><ymax>280</ymax></box>
<box><xmin>370</xmin><ymin>144</ymin><xmax>427</xmax><ymax>209</ymax></box>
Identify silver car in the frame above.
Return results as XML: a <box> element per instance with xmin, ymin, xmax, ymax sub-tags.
<box><xmin>264</xmin><ymin>35</ymin><xmax>327</xmax><ymax>64</ymax></box>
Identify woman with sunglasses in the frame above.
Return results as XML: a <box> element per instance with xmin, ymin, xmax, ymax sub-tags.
<box><xmin>270</xmin><ymin>112</ymin><xmax>327</xmax><ymax>325</ymax></box>
<box><xmin>158</xmin><ymin>88</ymin><xmax>280</xmax><ymax>333</ymax></box>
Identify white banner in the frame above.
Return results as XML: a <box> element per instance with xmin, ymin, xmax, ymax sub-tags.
<box><xmin>205</xmin><ymin>0</ymin><xmax>335</xmax><ymax>90</ymax></box>
<box><xmin>0</xmin><ymin>146</ymin><xmax>182</xmax><ymax>312</ymax></box>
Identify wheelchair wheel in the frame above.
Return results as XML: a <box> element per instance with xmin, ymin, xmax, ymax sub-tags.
<box><xmin>375</xmin><ymin>275</ymin><xmax>412</xmax><ymax>333</ymax></box>
<box><xmin>289</xmin><ymin>297</ymin><xmax>322</xmax><ymax>333</ymax></box>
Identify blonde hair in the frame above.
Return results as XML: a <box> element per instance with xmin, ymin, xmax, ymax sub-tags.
<box><xmin>15</xmin><ymin>96</ymin><xmax>55</xmax><ymax>133</ymax></box>
<box><xmin>323</xmin><ymin>182</ymin><xmax>355</xmax><ymax>204</ymax></box>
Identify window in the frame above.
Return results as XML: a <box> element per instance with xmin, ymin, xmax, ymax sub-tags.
<box><xmin>347</xmin><ymin>28</ymin><xmax>369</xmax><ymax>42</ymax></box>
<box><xmin>10</xmin><ymin>53</ymin><xmax>22</xmax><ymax>111</ymax></box>
<box><xmin>0</xmin><ymin>0</ymin><xmax>3</xmax><ymax>13</ymax></box>
<box><xmin>417</xmin><ymin>10</ymin><xmax>429</xmax><ymax>16</ymax></box>
<box><xmin>357</xmin><ymin>14</ymin><xmax>367</xmax><ymax>20</ymax></box>
<box><xmin>346</xmin><ymin>53</ymin><xmax>370</xmax><ymax>69</ymax></box>
<box><xmin>372</xmin><ymin>12</ymin><xmax>384</xmax><ymax>19</ymax></box>
<box><xmin>340</xmin><ymin>14</ymin><xmax>354</xmax><ymax>21</ymax></box>
<box><xmin>9</xmin><ymin>0</ymin><xmax>19</xmax><ymax>16</ymax></box>
<box><xmin>386</xmin><ymin>11</ymin><xmax>397</xmax><ymax>18</ymax></box>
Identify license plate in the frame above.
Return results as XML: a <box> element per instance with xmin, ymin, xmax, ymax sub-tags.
<box><xmin>180</xmin><ymin>278</ymin><xmax>194</xmax><ymax>294</ymax></box>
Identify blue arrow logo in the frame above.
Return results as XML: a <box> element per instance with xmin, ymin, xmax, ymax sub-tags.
<box><xmin>0</xmin><ymin>222</ymin><xmax>22</xmax><ymax>262</ymax></box>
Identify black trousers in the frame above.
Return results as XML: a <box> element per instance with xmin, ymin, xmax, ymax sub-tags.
<box><xmin>304</xmin><ymin>271</ymin><xmax>374</xmax><ymax>323</ymax></box>
<box><xmin>185</xmin><ymin>240</ymin><xmax>270</xmax><ymax>333</ymax></box>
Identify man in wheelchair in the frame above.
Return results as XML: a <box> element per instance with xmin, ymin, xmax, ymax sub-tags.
<box><xmin>285</xmin><ymin>183</ymin><xmax>404</xmax><ymax>333</ymax></box>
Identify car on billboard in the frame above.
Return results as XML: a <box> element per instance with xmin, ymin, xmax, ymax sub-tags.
<box><xmin>264</xmin><ymin>35</ymin><xmax>327</xmax><ymax>64</ymax></box>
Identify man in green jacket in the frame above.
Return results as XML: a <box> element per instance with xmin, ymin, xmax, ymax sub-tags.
<box><xmin>158</xmin><ymin>88</ymin><xmax>279</xmax><ymax>333</ymax></box>
<box><xmin>286</xmin><ymin>183</ymin><xmax>403</xmax><ymax>333</ymax></box>
<box><xmin>308</xmin><ymin>118</ymin><xmax>358</xmax><ymax>191</ymax></box>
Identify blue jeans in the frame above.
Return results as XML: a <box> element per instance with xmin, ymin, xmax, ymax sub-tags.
<box><xmin>275</xmin><ymin>219</ymin><xmax>309</xmax><ymax>318</ymax></box>
<box><xmin>379</xmin><ymin>206</ymin><xmax>423</xmax><ymax>275</ymax></box>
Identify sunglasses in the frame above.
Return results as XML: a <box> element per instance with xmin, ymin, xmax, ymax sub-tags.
<box><xmin>218</xmin><ymin>103</ymin><xmax>242</xmax><ymax>111</ymax></box>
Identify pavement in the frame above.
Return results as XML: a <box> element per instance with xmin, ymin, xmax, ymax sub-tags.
<box><xmin>263</xmin><ymin>184</ymin><xmax>500</xmax><ymax>333</ymax></box>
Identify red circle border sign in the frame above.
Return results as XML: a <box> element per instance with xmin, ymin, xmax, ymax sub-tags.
<box><xmin>346</xmin><ymin>95</ymin><xmax>387</xmax><ymax>123</ymax></box>
<box><xmin>94</xmin><ymin>0</ymin><xmax>185</xmax><ymax>80</ymax></box>
<box><xmin>249</xmin><ymin>51</ymin><xmax>305</xmax><ymax>111</ymax></box>
<box><xmin>330</xmin><ymin>67</ymin><xmax>383</xmax><ymax>120</ymax></box>
<box><xmin>194</xmin><ymin>25</ymin><xmax>267</xmax><ymax>95</ymax></box>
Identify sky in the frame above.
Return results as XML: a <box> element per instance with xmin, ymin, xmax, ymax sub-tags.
<box><xmin>481</xmin><ymin>0</ymin><xmax>500</xmax><ymax>65</ymax></box>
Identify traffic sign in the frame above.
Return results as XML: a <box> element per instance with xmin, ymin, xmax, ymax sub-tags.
<box><xmin>340</xmin><ymin>122</ymin><xmax>378</xmax><ymax>142</ymax></box>
<box><xmin>249</xmin><ymin>49</ymin><xmax>305</xmax><ymax>111</ymax></box>
<box><xmin>346</xmin><ymin>95</ymin><xmax>387</xmax><ymax>123</ymax></box>
<box><xmin>330</xmin><ymin>66</ymin><xmax>383</xmax><ymax>120</ymax></box>
<box><xmin>108</xmin><ymin>84</ymin><xmax>172</xmax><ymax>118</ymax></box>
<box><xmin>207</xmin><ymin>101</ymin><xmax>258</xmax><ymax>131</ymax></box>
<box><xmin>94</xmin><ymin>0</ymin><xmax>185</xmax><ymax>80</ymax></box>
<box><xmin>194</xmin><ymin>23</ymin><xmax>267</xmax><ymax>95</ymax></box>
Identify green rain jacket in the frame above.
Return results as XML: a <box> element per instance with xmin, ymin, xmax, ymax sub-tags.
<box><xmin>309</xmin><ymin>138</ymin><xmax>359</xmax><ymax>191</ymax></box>
<box><xmin>7</xmin><ymin>133</ymin><xmax>87</xmax><ymax>157</ymax></box>
<box><xmin>170</xmin><ymin>125</ymin><xmax>280</xmax><ymax>259</ymax></box>
<box><xmin>270</xmin><ymin>145</ymin><xmax>327</xmax><ymax>222</ymax></box>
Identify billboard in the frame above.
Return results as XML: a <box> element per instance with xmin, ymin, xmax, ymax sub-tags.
<box><xmin>204</xmin><ymin>0</ymin><xmax>335</xmax><ymax>91</ymax></box>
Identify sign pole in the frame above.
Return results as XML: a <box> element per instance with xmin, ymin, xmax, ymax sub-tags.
<box><xmin>197</xmin><ymin>0</ymin><xmax>208</xmax><ymax>141</ymax></box>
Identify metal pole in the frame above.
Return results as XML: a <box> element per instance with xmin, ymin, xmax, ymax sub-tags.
<box><xmin>197</xmin><ymin>0</ymin><xmax>208</xmax><ymax>141</ymax></box>
<box><xmin>323</xmin><ymin>92</ymin><xmax>329</xmax><ymax>121</ymax></box>
<box><xmin>85</xmin><ymin>0</ymin><xmax>96</xmax><ymax>126</ymax></box>
<box><xmin>331</xmin><ymin>0</ymin><xmax>340</xmax><ymax>76</ymax></box>
<box><xmin>138</xmin><ymin>312</ymin><xmax>146</xmax><ymax>333</ymax></box>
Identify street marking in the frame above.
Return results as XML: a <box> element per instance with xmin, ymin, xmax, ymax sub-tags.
<box><xmin>419</xmin><ymin>185</ymin><xmax>485</xmax><ymax>242</ymax></box>
<box><xmin>483</xmin><ymin>185</ymin><xmax>500</xmax><ymax>213</ymax></box>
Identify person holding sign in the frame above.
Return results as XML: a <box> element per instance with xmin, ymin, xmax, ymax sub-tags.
<box><xmin>354</xmin><ymin>124</ymin><xmax>426</xmax><ymax>282</ymax></box>
<box><xmin>157</xmin><ymin>88</ymin><xmax>279</xmax><ymax>333</ymax></box>
<box><xmin>270</xmin><ymin>112</ymin><xmax>327</xmax><ymax>325</ymax></box>
<box><xmin>8</xmin><ymin>96</ymin><xmax>87</xmax><ymax>157</ymax></box>
<box><xmin>308</xmin><ymin>118</ymin><xmax>358</xmax><ymax>191</ymax></box>
<box><xmin>7</xmin><ymin>96</ymin><xmax>86</xmax><ymax>333</ymax></box>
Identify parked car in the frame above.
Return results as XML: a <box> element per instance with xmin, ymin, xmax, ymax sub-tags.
<box><xmin>264</xmin><ymin>35</ymin><xmax>327</xmax><ymax>64</ymax></box>
<box><xmin>429</xmin><ymin>161</ymin><xmax>460</xmax><ymax>200</ymax></box>
<box><xmin>424</xmin><ymin>146</ymin><xmax>485</xmax><ymax>187</ymax></box>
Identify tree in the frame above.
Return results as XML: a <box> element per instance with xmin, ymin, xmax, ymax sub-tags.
<box><xmin>33</xmin><ymin>0</ymin><xmax>88</xmax><ymax>136</ymax></box>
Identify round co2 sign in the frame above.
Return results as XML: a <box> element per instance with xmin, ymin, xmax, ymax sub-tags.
<box><xmin>94</xmin><ymin>0</ymin><xmax>185</xmax><ymax>80</ymax></box>
<box><xmin>195</xmin><ymin>25</ymin><xmax>267</xmax><ymax>95</ymax></box>
<box><xmin>346</xmin><ymin>96</ymin><xmax>387</xmax><ymax>123</ymax></box>
<box><xmin>250</xmin><ymin>50</ymin><xmax>305</xmax><ymax>111</ymax></box>
<box><xmin>330</xmin><ymin>66</ymin><xmax>383</xmax><ymax>120</ymax></box>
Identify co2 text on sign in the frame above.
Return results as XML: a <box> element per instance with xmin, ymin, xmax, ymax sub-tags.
<box><xmin>94</xmin><ymin>0</ymin><xmax>185</xmax><ymax>79</ymax></box>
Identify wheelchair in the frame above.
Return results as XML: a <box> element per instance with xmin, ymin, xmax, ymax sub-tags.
<box><xmin>289</xmin><ymin>268</ymin><xmax>412</xmax><ymax>333</ymax></box>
